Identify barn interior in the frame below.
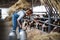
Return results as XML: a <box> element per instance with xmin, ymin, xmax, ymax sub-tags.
<box><xmin>0</xmin><ymin>0</ymin><xmax>60</xmax><ymax>40</ymax></box>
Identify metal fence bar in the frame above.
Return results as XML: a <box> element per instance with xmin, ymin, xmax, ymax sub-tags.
<box><xmin>37</xmin><ymin>20</ymin><xmax>60</xmax><ymax>27</ymax></box>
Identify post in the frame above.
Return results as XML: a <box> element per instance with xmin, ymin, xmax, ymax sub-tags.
<box><xmin>0</xmin><ymin>9</ymin><xmax>1</xmax><ymax>19</ymax></box>
<box><xmin>45</xmin><ymin>5</ymin><xmax>52</xmax><ymax>32</ymax></box>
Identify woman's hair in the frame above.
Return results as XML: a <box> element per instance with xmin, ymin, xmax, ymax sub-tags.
<box><xmin>26</xmin><ymin>8</ymin><xmax>33</xmax><ymax>15</ymax></box>
<box><xmin>28</xmin><ymin>8</ymin><xmax>33</xmax><ymax>13</ymax></box>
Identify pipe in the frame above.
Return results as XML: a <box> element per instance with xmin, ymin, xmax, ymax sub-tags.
<box><xmin>36</xmin><ymin>20</ymin><xmax>60</xmax><ymax>27</ymax></box>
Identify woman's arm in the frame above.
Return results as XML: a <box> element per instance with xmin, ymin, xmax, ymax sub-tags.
<box><xmin>17</xmin><ymin>11</ymin><xmax>25</xmax><ymax>28</ymax></box>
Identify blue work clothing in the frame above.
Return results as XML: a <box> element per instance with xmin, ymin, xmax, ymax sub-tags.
<box><xmin>12</xmin><ymin>10</ymin><xmax>25</xmax><ymax>32</ymax></box>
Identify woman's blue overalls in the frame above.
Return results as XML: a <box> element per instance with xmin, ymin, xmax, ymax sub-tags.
<box><xmin>12</xmin><ymin>10</ymin><xmax>24</xmax><ymax>32</ymax></box>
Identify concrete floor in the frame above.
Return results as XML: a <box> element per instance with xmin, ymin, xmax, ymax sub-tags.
<box><xmin>0</xmin><ymin>19</ymin><xmax>20</xmax><ymax>40</ymax></box>
<box><xmin>0</xmin><ymin>19</ymin><xmax>11</xmax><ymax>40</ymax></box>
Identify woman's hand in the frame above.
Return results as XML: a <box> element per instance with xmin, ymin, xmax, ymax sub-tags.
<box><xmin>17</xmin><ymin>19</ymin><xmax>22</xmax><ymax>28</ymax></box>
<box><xmin>22</xmin><ymin>26</ymin><xmax>27</xmax><ymax>30</ymax></box>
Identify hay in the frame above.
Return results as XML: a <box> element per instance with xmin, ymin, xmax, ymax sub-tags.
<box><xmin>26</xmin><ymin>28</ymin><xmax>47</xmax><ymax>40</ymax></box>
<box><xmin>27</xmin><ymin>30</ymin><xmax>60</xmax><ymax>40</ymax></box>
<box><xmin>5</xmin><ymin>16</ymin><xmax>12</xmax><ymax>21</ymax></box>
<box><xmin>8</xmin><ymin>0</ymin><xmax>31</xmax><ymax>15</ymax></box>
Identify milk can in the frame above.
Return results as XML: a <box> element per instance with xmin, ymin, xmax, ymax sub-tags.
<box><xmin>19</xmin><ymin>29</ymin><xmax>27</xmax><ymax>40</ymax></box>
<box><xmin>9</xmin><ymin>31</ymin><xmax>17</xmax><ymax>40</ymax></box>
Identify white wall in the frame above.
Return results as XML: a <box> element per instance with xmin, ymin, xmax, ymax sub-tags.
<box><xmin>33</xmin><ymin>5</ymin><xmax>47</xmax><ymax>15</ymax></box>
<box><xmin>0</xmin><ymin>8</ymin><xmax>9</xmax><ymax>19</ymax></box>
